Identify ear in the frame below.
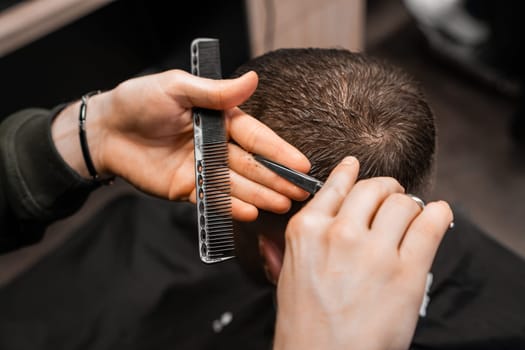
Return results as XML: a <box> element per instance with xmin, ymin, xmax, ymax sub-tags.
<box><xmin>233</xmin><ymin>212</ymin><xmax>289</xmax><ymax>285</ymax></box>
<box><xmin>233</xmin><ymin>220</ymin><xmax>268</xmax><ymax>284</ymax></box>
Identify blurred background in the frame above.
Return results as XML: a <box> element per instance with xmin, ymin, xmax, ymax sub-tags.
<box><xmin>0</xmin><ymin>0</ymin><xmax>523</xmax><ymax>281</ymax></box>
<box><xmin>366</xmin><ymin>0</ymin><xmax>525</xmax><ymax>257</ymax></box>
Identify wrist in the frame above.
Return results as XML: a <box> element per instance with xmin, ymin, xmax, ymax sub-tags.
<box><xmin>51</xmin><ymin>91</ymin><xmax>113</xmax><ymax>180</ymax></box>
<box><xmin>81</xmin><ymin>91</ymin><xmax>113</xmax><ymax>179</ymax></box>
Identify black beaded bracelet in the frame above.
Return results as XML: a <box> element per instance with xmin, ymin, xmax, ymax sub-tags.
<box><xmin>78</xmin><ymin>91</ymin><xmax>113</xmax><ymax>184</ymax></box>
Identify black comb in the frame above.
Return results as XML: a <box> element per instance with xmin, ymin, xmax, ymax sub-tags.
<box><xmin>191</xmin><ymin>38</ymin><xmax>235</xmax><ymax>264</ymax></box>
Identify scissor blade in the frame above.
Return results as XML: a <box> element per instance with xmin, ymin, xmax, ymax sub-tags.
<box><xmin>253</xmin><ymin>155</ymin><xmax>324</xmax><ymax>194</ymax></box>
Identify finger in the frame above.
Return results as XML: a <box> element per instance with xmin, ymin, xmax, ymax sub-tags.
<box><xmin>166</xmin><ymin>70</ymin><xmax>259</xmax><ymax>110</ymax></box>
<box><xmin>336</xmin><ymin>177</ymin><xmax>405</xmax><ymax>229</ymax></box>
<box><xmin>228</xmin><ymin>143</ymin><xmax>310</xmax><ymax>201</ymax></box>
<box><xmin>370</xmin><ymin>193</ymin><xmax>423</xmax><ymax>248</ymax></box>
<box><xmin>230</xmin><ymin>169</ymin><xmax>292</xmax><ymax>215</ymax></box>
<box><xmin>189</xmin><ymin>168</ymin><xmax>261</xmax><ymax>222</ymax></box>
<box><xmin>192</xmin><ymin>173</ymin><xmax>285</xmax><ymax>221</ymax></box>
<box><xmin>231</xmin><ymin>196</ymin><xmax>259</xmax><ymax>222</ymax></box>
<box><xmin>400</xmin><ymin>201</ymin><xmax>453</xmax><ymax>269</ymax></box>
<box><xmin>304</xmin><ymin>157</ymin><xmax>359</xmax><ymax>216</ymax></box>
<box><xmin>226</xmin><ymin>108</ymin><xmax>311</xmax><ymax>174</ymax></box>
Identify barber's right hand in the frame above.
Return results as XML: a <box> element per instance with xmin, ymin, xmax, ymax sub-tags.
<box><xmin>273</xmin><ymin>156</ymin><xmax>453</xmax><ymax>350</ymax></box>
<box><xmin>52</xmin><ymin>70</ymin><xmax>310</xmax><ymax>221</ymax></box>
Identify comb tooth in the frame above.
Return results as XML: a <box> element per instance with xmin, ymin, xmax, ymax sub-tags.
<box><xmin>206</xmin><ymin>208</ymin><xmax>231</xmax><ymax>213</ymax></box>
<box><xmin>205</xmin><ymin>219</ymin><xmax>232</xmax><ymax>226</ymax></box>
<box><xmin>203</xmin><ymin>164</ymin><xmax>228</xmax><ymax>169</ymax></box>
<box><xmin>204</xmin><ymin>207</ymin><xmax>231</xmax><ymax>215</ymax></box>
<box><xmin>204</xmin><ymin>180</ymin><xmax>229</xmax><ymax>185</ymax></box>
<box><xmin>207</xmin><ymin>226</ymin><xmax>233</xmax><ymax>231</ymax></box>
<box><xmin>205</xmin><ymin>225</ymin><xmax>233</xmax><ymax>234</ymax></box>
<box><xmin>208</xmin><ymin>244</ymin><xmax>235</xmax><ymax>251</ymax></box>
<box><xmin>204</xmin><ymin>208</ymin><xmax>230</xmax><ymax>214</ymax></box>
<box><xmin>209</xmin><ymin>233</ymin><xmax>234</xmax><ymax>238</ymax></box>
<box><xmin>204</xmin><ymin>199</ymin><xmax>231</xmax><ymax>206</ymax></box>
<box><xmin>208</xmin><ymin>237</ymin><xmax>235</xmax><ymax>244</ymax></box>
<box><xmin>207</xmin><ymin>227</ymin><xmax>232</xmax><ymax>231</ymax></box>
<box><xmin>204</xmin><ymin>158</ymin><xmax>228</xmax><ymax>163</ymax></box>
<box><xmin>208</xmin><ymin>245</ymin><xmax>235</xmax><ymax>253</ymax></box>
<box><xmin>205</xmin><ymin>197</ymin><xmax>230</xmax><ymax>201</ymax></box>
<box><xmin>207</xmin><ymin>218</ymin><xmax>232</xmax><ymax>225</ymax></box>
<box><xmin>203</xmin><ymin>173</ymin><xmax>229</xmax><ymax>180</ymax></box>
<box><xmin>210</xmin><ymin>247</ymin><xmax>235</xmax><ymax>254</ymax></box>
<box><xmin>209</xmin><ymin>232</ymin><xmax>234</xmax><ymax>237</ymax></box>
<box><xmin>204</xmin><ymin>194</ymin><xmax>230</xmax><ymax>200</ymax></box>
<box><xmin>209</xmin><ymin>253</ymin><xmax>235</xmax><ymax>260</ymax></box>
<box><xmin>203</xmin><ymin>219</ymin><xmax>231</xmax><ymax>226</ymax></box>
<box><xmin>207</xmin><ymin>227</ymin><xmax>233</xmax><ymax>233</ymax></box>
<box><xmin>204</xmin><ymin>192</ymin><xmax>230</xmax><ymax>198</ymax></box>
<box><xmin>204</xmin><ymin>145</ymin><xmax>228</xmax><ymax>150</ymax></box>
<box><xmin>204</xmin><ymin>173</ymin><xmax>230</xmax><ymax>180</ymax></box>
<box><xmin>203</xmin><ymin>186</ymin><xmax>230</xmax><ymax>192</ymax></box>
<box><xmin>208</xmin><ymin>238</ymin><xmax>235</xmax><ymax>245</ymax></box>
<box><xmin>203</xmin><ymin>177</ymin><xmax>229</xmax><ymax>184</ymax></box>
<box><xmin>208</xmin><ymin>241</ymin><xmax>235</xmax><ymax>247</ymax></box>
<box><xmin>207</xmin><ymin>228</ymin><xmax>232</xmax><ymax>233</ymax></box>
<box><xmin>209</xmin><ymin>249</ymin><xmax>236</xmax><ymax>256</ymax></box>
<box><xmin>208</xmin><ymin>246</ymin><xmax>235</xmax><ymax>252</ymax></box>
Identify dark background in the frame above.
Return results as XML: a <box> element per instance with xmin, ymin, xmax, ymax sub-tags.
<box><xmin>0</xmin><ymin>0</ymin><xmax>251</xmax><ymax>119</ymax></box>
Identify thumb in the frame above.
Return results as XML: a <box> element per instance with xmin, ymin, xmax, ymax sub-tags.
<box><xmin>163</xmin><ymin>70</ymin><xmax>259</xmax><ymax>110</ymax></box>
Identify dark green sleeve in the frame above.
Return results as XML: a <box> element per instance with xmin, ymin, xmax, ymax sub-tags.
<box><xmin>0</xmin><ymin>107</ymin><xmax>97</xmax><ymax>253</ymax></box>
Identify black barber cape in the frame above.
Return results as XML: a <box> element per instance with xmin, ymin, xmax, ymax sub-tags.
<box><xmin>0</xmin><ymin>195</ymin><xmax>524</xmax><ymax>349</ymax></box>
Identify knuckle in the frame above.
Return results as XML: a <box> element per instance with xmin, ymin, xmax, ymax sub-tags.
<box><xmin>388</xmin><ymin>192</ymin><xmax>409</xmax><ymax>204</ymax></box>
<box><xmin>286</xmin><ymin>212</ymin><xmax>316</xmax><ymax>240</ymax></box>
<box><xmin>325</xmin><ymin>219</ymin><xmax>360</xmax><ymax>246</ymax></box>
<box><xmin>169</xmin><ymin>69</ymin><xmax>184</xmax><ymax>89</ymax></box>
<box><xmin>382</xmin><ymin>262</ymin><xmax>403</xmax><ymax>281</ymax></box>
<box><xmin>244</xmin><ymin>123</ymin><xmax>265</xmax><ymax>152</ymax></box>
<box><xmin>354</xmin><ymin>177</ymin><xmax>393</xmax><ymax>198</ymax></box>
<box><xmin>381</xmin><ymin>176</ymin><xmax>403</xmax><ymax>192</ymax></box>
<box><xmin>389</xmin><ymin>193</ymin><xmax>420</xmax><ymax>210</ymax></box>
<box><xmin>326</xmin><ymin>222</ymin><xmax>348</xmax><ymax>241</ymax></box>
<box><xmin>323</xmin><ymin>182</ymin><xmax>348</xmax><ymax>202</ymax></box>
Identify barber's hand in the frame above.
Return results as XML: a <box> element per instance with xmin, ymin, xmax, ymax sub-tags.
<box><xmin>273</xmin><ymin>157</ymin><xmax>453</xmax><ymax>350</ymax></box>
<box><xmin>52</xmin><ymin>70</ymin><xmax>310</xmax><ymax>221</ymax></box>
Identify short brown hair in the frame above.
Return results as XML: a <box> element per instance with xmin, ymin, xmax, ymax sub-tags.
<box><xmin>233</xmin><ymin>48</ymin><xmax>435</xmax><ymax>194</ymax></box>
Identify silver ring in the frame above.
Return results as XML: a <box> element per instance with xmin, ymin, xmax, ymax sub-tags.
<box><xmin>407</xmin><ymin>194</ymin><xmax>455</xmax><ymax>229</ymax></box>
<box><xmin>407</xmin><ymin>194</ymin><xmax>425</xmax><ymax>210</ymax></box>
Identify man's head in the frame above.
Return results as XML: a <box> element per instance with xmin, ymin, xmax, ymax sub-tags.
<box><xmin>232</xmin><ymin>48</ymin><xmax>436</xmax><ymax>282</ymax></box>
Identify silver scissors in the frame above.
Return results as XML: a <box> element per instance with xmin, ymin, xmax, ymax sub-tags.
<box><xmin>254</xmin><ymin>155</ymin><xmax>454</xmax><ymax>229</ymax></box>
<box><xmin>253</xmin><ymin>155</ymin><xmax>324</xmax><ymax>195</ymax></box>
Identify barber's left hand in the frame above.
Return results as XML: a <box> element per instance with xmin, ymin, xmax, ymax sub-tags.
<box><xmin>273</xmin><ymin>157</ymin><xmax>453</xmax><ymax>350</ymax></box>
<box><xmin>53</xmin><ymin>70</ymin><xmax>310</xmax><ymax>221</ymax></box>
